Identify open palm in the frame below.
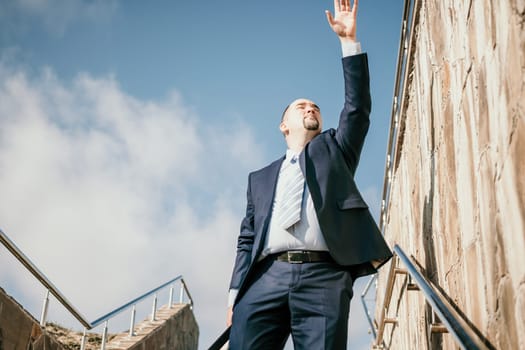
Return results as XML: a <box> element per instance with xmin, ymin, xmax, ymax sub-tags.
<box><xmin>326</xmin><ymin>0</ymin><xmax>358</xmax><ymax>41</ymax></box>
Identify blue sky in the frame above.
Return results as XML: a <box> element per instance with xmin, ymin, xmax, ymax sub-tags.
<box><xmin>0</xmin><ymin>1</ymin><xmax>403</xmax><ymax>348</ymax></box>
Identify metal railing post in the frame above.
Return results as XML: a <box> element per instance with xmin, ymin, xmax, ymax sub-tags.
<box><xmin>129</xmin><ymin>305</ymin><xmax>136</xmax><ymax>336</ymax></box>
<box><xmin>80</xmin><ymin>328</ymin><xmax>87</xmax><ymax>350</ymax></box>
<box><xmin>151</xmin><ymin>294</ymin><xmax>157</xmax><ymax>321</ymax></box>
<box><xmin>40</xmin><ymin>290</ymin><xmax>50</xmax><ymax>326</ymax></box>
<box><xmin>168</xmin><ymin>285</ymin><xmax>174</xmax><ymax>308</ymax></box>
<box><xmin>1</xmin><ymin>228</ymin><xmax>195</xmax><ymax>343</ymax></box>
<box><xmin>360</xmin><ymin>275</ymin><xmax>378</xmax><ymax>339</ymax></box>
<box><xmin>181</xmin><ymin>278</ymin><xmax>194</xmax><ymax>309</ymax></box>
<box><xmin>100</xmin><ymin>321</ymin><xmax>108</xmax><ymax>350</ymax></box>
<box><xmin>179</xmin><ymin>281</ymin><xmax>185</xmax><ymax>303</ymax></box>
<box><xmin>1</xmin><ymin>229</ymin><xmax>91</xmax><ymax>328</ymax></box>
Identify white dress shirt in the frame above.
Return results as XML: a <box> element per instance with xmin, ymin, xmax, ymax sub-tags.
<box><xmin>260</xmin><ymin>149</ymin><xmax>328</xmax><ymax>257</ymax></box>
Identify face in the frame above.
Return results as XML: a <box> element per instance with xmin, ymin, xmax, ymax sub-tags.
<box><xmin>280</xmin><ymin>98</ymin><xmax>323</xmax><ymax>136</ymax></box>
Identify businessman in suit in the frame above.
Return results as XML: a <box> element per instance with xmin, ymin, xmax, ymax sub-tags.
<box><xmin>226</xmin><ymin>1</ymin><xmax>392</xmax><ymax>348</ymax></box>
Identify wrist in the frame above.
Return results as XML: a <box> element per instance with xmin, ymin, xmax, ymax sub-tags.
<box><xmin>339</xmin><ymin>36</ymin><xmax>357</xmax><ymax>45</ymax></box>
<box><xmin>341</xmin><ymin>40</ymin><xmax>362</xmax><ymax>57</ymax></box>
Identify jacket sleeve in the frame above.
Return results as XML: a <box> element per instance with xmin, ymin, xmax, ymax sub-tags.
<box><xmin>335</xmin><ymin>53</ymin><xmax>372</xmax><ymax>174</ymax></box>
<box><xmin>229</xmin><ymin>173</ymin><xmax>256</xmax><ymax>290</ymax></box>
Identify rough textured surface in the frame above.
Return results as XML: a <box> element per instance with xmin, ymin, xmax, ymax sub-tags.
<box><xmin>45</xmin><ymin>323</ymin><xmax>115</xmax><ymax>350</ymax></box>
<box><xmin>106</xmin><ymin>304</ymin><xmax>198</xmax><ymax>350</ymax></box>
<box><xmin>0</xmin><ymin>287</ymin><xmax>66</xmax><ymax>350</ymax></box>
<box><xmin>375</xmin><ymin>0</ymin><xmax>525</xmax><ymax>349</ymax></box>
<box><xmin>0</xmin><ymin>285</ymin><xmax>197</xmax><ymax>350</ymax></box>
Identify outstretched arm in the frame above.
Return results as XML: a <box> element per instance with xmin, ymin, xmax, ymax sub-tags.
<box><xmin>327</xmin><ymin>0</ymin><xmax>371</xmax><ymax>172</ymax></box>
<box><xmin>326</xmin><ymin>0</ymin><xmax>359</xmax><ymax>43</ymax></box>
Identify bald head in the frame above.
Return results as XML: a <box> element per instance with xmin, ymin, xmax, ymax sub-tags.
<box><xmin>279</xmin><ymin>99</ymin><xmax>323</xmax><ymax>151</ymax></box>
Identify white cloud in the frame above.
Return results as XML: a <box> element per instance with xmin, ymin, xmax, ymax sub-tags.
<box><xmin>0</xmin><ymin>60</ymin><xmax>377</xmax><ymax>349</ymax></box>
<box><xmin>0</xmin><ymin>61</ymin><xmax>263</xmax><ymax>346</ymax></box>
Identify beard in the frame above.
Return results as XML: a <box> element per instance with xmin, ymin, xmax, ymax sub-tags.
<box><xmin>303</xmin><ymin>117</ymin><xmax>320</xmax><ymax>131</ymax></box>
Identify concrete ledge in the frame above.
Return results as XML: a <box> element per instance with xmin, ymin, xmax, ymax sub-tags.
<box><xmin>0</xmin><ymin>286</ymin><xmax>66</xmax><ymax>350</ymax></box>
<box><xmin>106</xmin><ymin>304</ymin><xmax>198</xmax><ymax>350</ymax></box>
<box><xmin>1</xmin><ymin>286</ymin><xmax>198</xmax><ymax>350</ymax></box>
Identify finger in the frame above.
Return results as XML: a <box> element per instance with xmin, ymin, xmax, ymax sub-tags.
<box><xmin>342</xmin><ymin>0</ymin><xmax>349</xmax><ymax>12</ymax></box>
<box><xmin>334</xmin><ymin>0</ymin><xmax>340</xmax><ymax>13</ymax></box>
<box><xmin>352</xmin><ymin>0</ymin><xmax>359</xmax><ymax>16</ymax></box>
<box><xmin>325</xmin><ymin>10</ymin><xmax>336</xmax><ymax>27</ymax></box>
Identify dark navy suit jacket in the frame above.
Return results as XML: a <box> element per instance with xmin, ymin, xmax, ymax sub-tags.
<box><xmin>229</xmin><ymin>53</ymin><xmax>393</xmax><ymax>304</ymax></box>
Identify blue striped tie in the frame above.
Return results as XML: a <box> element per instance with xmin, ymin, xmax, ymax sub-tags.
<box><xmin>277</xmin><ymin>155</ymin><xmax>305</xmax><ymax>229</ymax></box>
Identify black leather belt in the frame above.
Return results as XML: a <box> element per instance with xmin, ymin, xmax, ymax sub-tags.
<box><xmin>275</xmin><ymin>251</ymin><xmax>333</xmax><ymax>264</ymax></box>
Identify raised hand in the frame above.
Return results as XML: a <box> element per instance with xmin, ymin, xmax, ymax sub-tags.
<box><xmin>325</xmin><ymin>0</ymin><xmax>359</xmax><ymax>42</ymax></box>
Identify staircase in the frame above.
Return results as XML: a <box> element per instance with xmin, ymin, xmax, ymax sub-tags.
<box><xmin>0</xmin><ymin>228</ymin><xmax>198</xmax><ymax>350</ymax></box>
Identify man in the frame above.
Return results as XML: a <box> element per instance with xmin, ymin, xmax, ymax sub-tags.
<box><xmin>227</xmin><ymin>0</ymin><xmax>392</xmax><ymax>348</ymax></box>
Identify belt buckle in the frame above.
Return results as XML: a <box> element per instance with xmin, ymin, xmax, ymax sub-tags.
<box><xmin>288</xmin><ymin>251</ymin><xmax>303</xmax><ymax>264</ymax></box>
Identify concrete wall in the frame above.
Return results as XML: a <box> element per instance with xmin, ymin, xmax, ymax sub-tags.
<box><xmin>376</xmin><ymin>0</ymin><xmax>525</xmax><ymax>349</ymax></box>
<box><xmin>106</xmin><ymin>304</ymin><xmax>198</xmax><ymax>350</ymax></box>
<box><xmin>0</xmin><ymin>287</ymin><xmax>66</xmax><ymax>350</ymax></box>
<box><xmin>1</xmin><ymin>286</ymin><xmax>198</xmax><ymax>350</ymax></box>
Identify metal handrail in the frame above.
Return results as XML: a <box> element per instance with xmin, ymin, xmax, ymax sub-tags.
<box><xmin>0</xmin><ymin>228</ymin><xmax>193</xmax><ymax>350</ymax></box>
<box><xmin>371</xmin><ymin>245</ymin><xmax>490</xmax><ymax>350</ymax></box>
<box><xmin>0</xmin><ymin>228</ymin><xmax>92</xmax><ymax>328</ymax></box>
<box><xmin>379</xmin><ymin>0</ymin><xmax>420</xmax><ymax>233</ymax></box>
<box><xmin>361</xmin><ymin>0</ymin><xmax>418</xmax><ymax>345</ymax></box>
<box><xmin>209</xmin><ymin>326</ymin><xmax>230</xmax><ymax>350</ymax></box>
<box><xmin>360</xmin><ymin>274</ymin><xmax>378</xmax><ymax>339</ymax></box>
<box><xmin>90</xmin><ymin>275</ymin><xmax>186</xmax><ymax>327</ymax></box>
<box><xmin>395</xmin><ymin>246</ymin><xmax>489</xmax><ymax>349</ymax></box>
<box><xmin>361</xmin><ymin>0</ymin><xmax>492</xmax><ymax>346</ymax></box>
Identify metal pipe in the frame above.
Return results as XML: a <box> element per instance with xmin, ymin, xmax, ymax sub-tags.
<box><xmin>360</xmin><ymin>275</ymin><xmax>378</xmax><ymax>339</ymax></box>
<box><xmin>431</xmin><ymin>323</ymin><xmax>449</xmax><ymax>334</ymax></box>
<box><xmin>40</xmin><ymin>290</ymin><xmax>50</xmax><ymax>326</ymax></box>
<box><xmin>181</xmin><ymin>279</ymin><xmax>194</xmax><ymax>308</ymax></box>
<box><xmin>151</xmin><ymin>294</ymin><xmax>157</xmax><ymax>321</ymax></box>
<box><xmin>0</xmin><ymin>229</ymin><xmax>91</xmax><ymax>328</ymax></box>
<box><xmin>129</xmin><ymin>305</ymin><xmax>136</xmax><ymax>337</ymax></box>
<box><xmin>80</xmin><ymin>327</ymin><xmax>87</xmax><ymax>350</ymax></box>
<box><xmin>100</xmin><ymin>321</ymin><xmax>108</xmax><ymax>350</ymax></box>
<box><xmin>90</xmin><ymin>275</ymin><xmax>183</xmax><ymax>327</ymax></box>
<box><xmin>379</xmin><ymin>0</ymin><xmax>414</xmax><ymax>232</ymax></box>
<box><xmin>168</xmin><ymin>285</ymin><xmax>174</xmax><ymax>308</ymax></box>
<box><xmin>394</xmin><ymin>245</ymin><xmax>490</xmax><ymax>350</ymax></box>
<box><xmin>1</xmin><ymin>228</ymin><xmax>196</xmax><ymax>338</ymax></box>
<box><xmin>374</xmin><ymin>257</ymin><xmax>400</xmax><ymax>347</ymax></box>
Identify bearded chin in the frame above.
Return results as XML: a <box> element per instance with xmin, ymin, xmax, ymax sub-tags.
<box><xmin>303</xmin><ymin>119</ymin><xmax>320</xmax><ymax>131</ymax></box>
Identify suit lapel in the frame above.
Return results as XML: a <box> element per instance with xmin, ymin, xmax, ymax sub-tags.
<box><xmin>251</xmin><ymin>156</ymin><xmax>284</xmax><ymax>259</ymax></box>
<box><xmin>299</xmin><ymin>148</ymin><xmax>307</xmax><ymax>177</ymax></box>
<box><xmin>254</xmin><ymin>156</ymin><xmax>284</xmax><ymax>212</ymax></box>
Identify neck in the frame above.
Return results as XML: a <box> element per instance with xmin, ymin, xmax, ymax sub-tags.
<box><xmin>286</xmin><ymin>134</ymin><xmax>313</xmax><ymax>153</ymax></box>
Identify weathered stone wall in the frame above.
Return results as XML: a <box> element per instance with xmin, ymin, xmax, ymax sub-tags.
<box><xmin>1</xmin><ymin>285</ymin><xmax>198</xmax><ymax>350</ymax></box>
<box><xmin>106</xmin><ymin>304</ymin><xmax>198</xmax><ymax>350</ymax></box>
<box><xmin>376</xmin><ymin>0</ymin><xmax>525</xmax><ymax>349</ymax></box>
<box><xmin>0</xmin><ymin>287</ymin><xmax>66</xmax><ymax>350</ymax></box>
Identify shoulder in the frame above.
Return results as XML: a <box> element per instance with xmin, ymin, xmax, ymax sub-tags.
<box><xmin>309</xmin><ymin>128</ymin><xmax>337</xmax><ymax>146</ymax></box>
<box><xmin>249</xmin><ymin>157</ymin><xmax>284</xmax><ymax>177</ymax></box>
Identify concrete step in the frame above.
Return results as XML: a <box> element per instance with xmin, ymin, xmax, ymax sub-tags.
<box><xmin>105</xmin><ymin>304</ymin><xmax>198</xmax><ymax>350</ymax></box>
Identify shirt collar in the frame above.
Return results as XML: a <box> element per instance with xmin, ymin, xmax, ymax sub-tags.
<box><xmin>285</xmin><ymin>149</ymin><xmax>296</xmax><ymax>160</ymax></box>
<box><xmin>285</xmin><ymin>149</ymin><xmax>303</xmax><ymax>165</ymax></box>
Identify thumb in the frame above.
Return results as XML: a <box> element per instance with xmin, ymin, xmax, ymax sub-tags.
<box><xmin>325</xmin><ymin>10</ymin><xmax>336</xmax><ymax>27</ymax></box>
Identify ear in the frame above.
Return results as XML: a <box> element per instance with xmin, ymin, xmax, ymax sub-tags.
<box><xmin>279</xmin><ymin>121</ymin><xmax>289</xmax><ymax>136</ymax></box>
